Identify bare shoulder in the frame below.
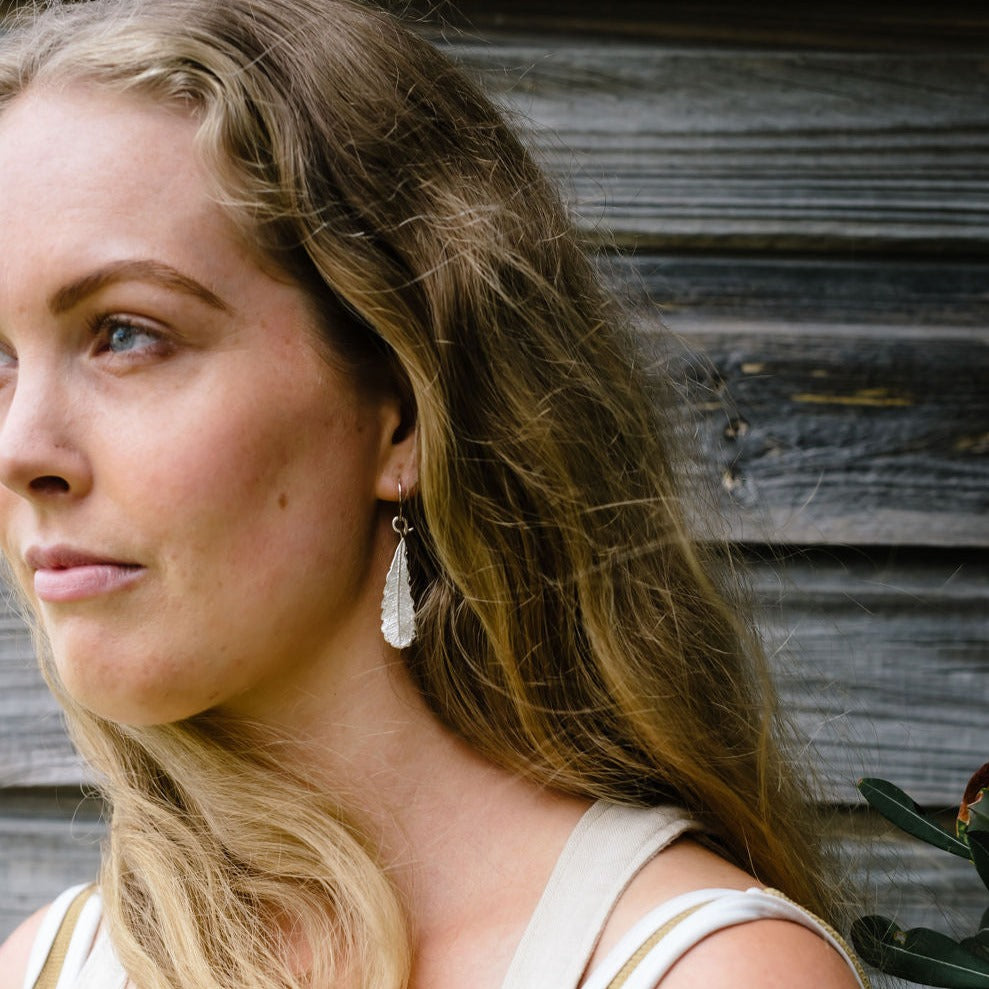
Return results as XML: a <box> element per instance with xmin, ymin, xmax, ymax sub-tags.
<box><xmin>590</xmin><ymin>837</ymin><xmax>862</xmax><ymax>989</ymax></box>
<box><xmin>659</xmin><ymin>917</ymin><xmax>862</xmax><ymax>988</ymax></box>
<box><xmin>0</xmin><ymin>903</ymin><xmax>49</xmax><ymax>989</ymax></box>
<box><xmin>590</xmin><ymin>835</ymin><xmax>761</xmax><ymax>966</ymax></box>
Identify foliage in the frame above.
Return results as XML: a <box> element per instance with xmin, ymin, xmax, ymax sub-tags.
<box><xmin>852</xmin><ymin>764</ymin><xmax>989</xmax><ymax>988</ymax></box>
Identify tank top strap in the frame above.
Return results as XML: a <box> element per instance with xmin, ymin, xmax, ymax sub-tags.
<box><xmin>581</xmin><ymin>887</ymin><xmax>871</xmax><ymax>989</ymax></box>
<box><xmin>499</xmin><ymin>800</ymin><xmax>698</xmax><ymax>989</ymax></box>
<box><xmin>23</xmin><ymin>884</ymin><xmax>103</xmax><ymax>989</ymax></box>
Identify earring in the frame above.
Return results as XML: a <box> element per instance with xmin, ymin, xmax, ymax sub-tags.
<box><xmin>381</xmin><ymin>482</ymin><xmax>416</xmax><ymax>648</ymax></box>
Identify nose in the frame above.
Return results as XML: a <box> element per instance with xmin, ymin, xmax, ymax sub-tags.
<box><xmin>0</xmin><ymin>363</ymin><xmax>92</xmax><ymax>502</ymax></box>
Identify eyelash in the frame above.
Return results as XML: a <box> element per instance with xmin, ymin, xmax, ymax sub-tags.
<box><xmin>87</xmin><ymin>312</ymin><xmax>170</xmax><ymax>358</ymax></box>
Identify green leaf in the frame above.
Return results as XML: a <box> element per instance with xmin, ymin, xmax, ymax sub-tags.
<box><xmin>852</xmin><ymin>916</ymin><xmax>989</xmax><ymax>988</ymax></box>
<box><xmin>858</xmin><ymin>778</ymin><xmax>972</xmax><ymax>858</ymax></box>
<box><xmin>962</xmin><ymin>934</ymin><xmax>989</xmax><ymax>966</ymax></box>
<box><xmin>968</xmin><ymin>830</ymin><xmax>989</xmax><ymax>892</ymax></box>
<box><xmin>961</xmin><ymin>913</ymin><xmax>989</xmax><ymax>961</ymax></box>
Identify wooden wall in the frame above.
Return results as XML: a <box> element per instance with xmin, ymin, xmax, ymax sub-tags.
<box><xmin>1</xmin><ymin>2</ymin><xmax>987</xmax><ymax>982</ymax></box>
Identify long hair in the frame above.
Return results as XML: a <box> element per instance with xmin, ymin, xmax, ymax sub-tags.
<box><xmin>0</xmin><ymin>2</ymin><xmax>839</xmax><ymax>986</ymax></box>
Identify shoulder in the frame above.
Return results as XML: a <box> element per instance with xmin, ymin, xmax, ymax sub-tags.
<box><xmin>590</xmin><ymin>838</ymin><xmax>865</xmax><ymax>989</ymax></box>
<box><xmin>0</xmin><ymin>903</ymin><xmax>49</xmax><ymax>989</ymax></box>
<box><xmin>659</xmin><ymin>916</ymin><xmax>862</xmax><ymax>988</ymax></box>
<box><xmin>590</xmin><ymin>835</ymin><xmax>758</xmax><ymax>967</ymax></box>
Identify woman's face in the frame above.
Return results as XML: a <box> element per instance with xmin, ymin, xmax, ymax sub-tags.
<box><xmin>0</xmin><ymin>87</ymin><xmax>411</xmax><ymax>726</ymax></box>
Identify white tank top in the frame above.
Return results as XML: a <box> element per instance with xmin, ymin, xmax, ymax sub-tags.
<box><xmin>23</xmin><ymin>801</ymin><xmax>869</xmax><ymax>988</ymax></box>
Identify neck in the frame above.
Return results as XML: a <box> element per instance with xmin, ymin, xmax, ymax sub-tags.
<box><xmin>244</xmin><ymin>630</ymin><xmax>588</xmax><ymax>948</ymax></box>
<box><xmin>216</xmin><ymin>522</ymin><xmax>590</xmax><ymax>955</ymax></box>
<box><xmin>306</xmin><ymin>651</ymin><xmax>589</xmax><ymax>932</ymax></box>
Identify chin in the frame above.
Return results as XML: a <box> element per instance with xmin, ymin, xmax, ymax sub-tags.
<box><xmin>51</xmin><ymin>643</ymin><xmax>208</xmax><ymax>727</ymax></box>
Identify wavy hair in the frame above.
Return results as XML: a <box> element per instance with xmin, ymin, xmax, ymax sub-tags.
<box><xmin>0</xmin><ymin>2</ymin><xmax>839</xmax><ymax>986</ymax></box>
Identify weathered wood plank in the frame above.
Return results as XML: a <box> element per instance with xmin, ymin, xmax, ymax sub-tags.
<box><xmin>434</xmin><ymin>40</ymin><xmax>989</xmax><ymax>253</ymax></box>
<box><xmin>411</xmin><ymin>1</ymin><xmax>989</xmax><ymax>51</ymax></box>
<box><xmin>602</xmin><ymin>254</ymin><xmax>989</xmax><ymax>329</ymax></box>
<box><xmin>0</xmin><ymin>605</ymin><xmax>85</xmax><ymax>785</ymax></box>
<box><xmin>7</xmin><ymin>1</ymin><xmax>989</xmax><ymax>49</ymax></box>
<box><xmin>656</xmin><ymin>322</ymin><xmax>988</xmax><ymax>547</ymax></box>
<box><xmin>2</xmin><ymin>551</ymin><xmax>984</xmax><ymax>802</ymax></box>
<box><xmin>599</xmin><ymin>254</ymin><xmax>989</xmax><ymax>546</ymax></box>
<box><xmin>747</xmin><ymin>548</ymin><xmax>989</xmax><ymax>804</ymax></box>
<box><xmin>0</xmin><ymin>789</ymin><xmax>103</xmax><ymax>941</ymax></box>
<box><xmin>3</xmin><ymin>255</ymin><xmax>976</xmax><ymax>550</ymax></box>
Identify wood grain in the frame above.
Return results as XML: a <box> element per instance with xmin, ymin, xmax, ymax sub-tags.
<box><xmin>0</xmin><ymin>789</ymin><xmax>103</xmax><ymax>941</ymax></box>
<box><xmin>9</xmin><ymin>1</ymin><xmax>989</xmax><ymax>49</ymax></box>
<box><xmin>609</xmin><ymin>255</ymin><xmax>989</xmax><ymax>546</ymax></box>
<box><xmin>659</xmin><ymin>323</ymin><xmax>988</xmax><ymax>547</ymax></box>
<box><xmin>747</xmin><ymin>548</ymin><xmax>989</xmax><ymax>804</ymax></box>
<box><xmin>8</xmin><ymin>18</ymin><xmax>985</xmax><ymax>254</ymax></box>
<box><xmin>432</xmin><ymin>40</ymin><xmax>989</xmax><ymax>253</ymax></box>
<box><xmin>410</xmin><ymin>1</ymin><xmax>989</xmax><ymax>51</ymax></box>
<box><xmin>602</xmin><ymin>254</ymin><xmax>989</xmax><ymax>329</ymax></box>
<box><xmin>842</xmin><ymin>813</ymin><xmax>987</xmax><ymax>934</ymax></box>
<box><xmin>0</xmin><ymin>606</ymin><xmax>84</xmax><ymax>786</ymax></box>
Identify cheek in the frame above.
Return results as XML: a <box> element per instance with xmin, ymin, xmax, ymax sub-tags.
<box><xmin>109</xmin><ymin>382</ymin><xmax>376</xmax><ymax>579</ymax></box>
<box><xmin>104</xmin><ymin>383</ymin><xmax>301</xmax><ymax>511</ymax></box>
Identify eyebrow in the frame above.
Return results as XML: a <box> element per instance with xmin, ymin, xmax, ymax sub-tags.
<box><xmin>48</xmin><ymin>259</ymin><xmax>230</xmax><ymax>314</ymax></box>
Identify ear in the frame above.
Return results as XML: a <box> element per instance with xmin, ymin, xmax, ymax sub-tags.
<box><xmin>373</xmin><ymin>390</ymin><xmax>418</xmax><ymax>502</ymax></box>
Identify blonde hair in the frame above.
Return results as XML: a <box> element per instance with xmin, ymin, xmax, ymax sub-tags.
<box><xmin>0</xmin><ymin>1</ymin><xmax>839</xmax><ymax>986</ymax></box>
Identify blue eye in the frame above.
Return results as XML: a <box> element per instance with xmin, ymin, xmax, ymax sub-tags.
<box><xmin>107</xmin><ymin>320</ymin><xmax>156</xmax><ymax>352</ymax></box>
<box><xmin>87</xmin><ymin>312</ymin><xmax>173</xmax><ymax>366</ymax></box>
<box><xmin>89</xmin><ymin>314</ymin><xmax>165</xmax><ymax>358</ymax></box>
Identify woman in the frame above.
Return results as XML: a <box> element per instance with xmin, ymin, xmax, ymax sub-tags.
<box><xmin>0</xmin><ymin>1</ymin><xmax>867</xmax><ymax>987</ymax></box>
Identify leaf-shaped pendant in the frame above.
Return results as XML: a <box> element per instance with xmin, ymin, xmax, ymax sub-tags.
<box><xmin>381</xmin><ymin>536</ymin><xmax>416</xmax><ymax>648</ymax></box>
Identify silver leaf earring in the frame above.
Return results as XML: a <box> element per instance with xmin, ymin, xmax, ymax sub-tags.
<box><xmin>381</xmin><ymin>482</ymin><xmax>416</xmax><ymax>648</ymax></box>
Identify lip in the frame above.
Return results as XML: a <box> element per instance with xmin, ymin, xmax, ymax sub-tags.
<box><xmin>25</xmin><ymin>545</ymin><xmax>145</xmax><ymax>604</ymax></box>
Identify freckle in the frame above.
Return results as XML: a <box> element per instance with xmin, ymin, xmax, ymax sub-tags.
<box><xmin>278</xmin><ymin>493</ymin><xmax>288</xmax><ymax>509</ymax></box>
